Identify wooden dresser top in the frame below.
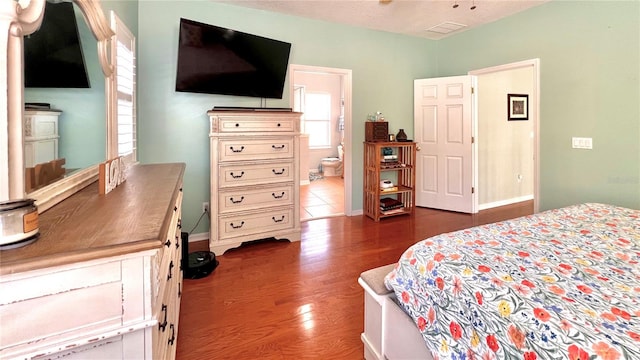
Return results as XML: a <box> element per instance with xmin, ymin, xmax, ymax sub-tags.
<box><xmin>0</xmin><ymin>163</ymin><xmax>186</xmax><ymax>275</ymax></box>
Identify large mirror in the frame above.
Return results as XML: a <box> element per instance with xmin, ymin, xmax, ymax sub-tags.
<box><xmin>1</xmin><ymin>0</ymin><xmax>114</xmax><ymax>212</ymax></box>
<box><xmin>23</xmin><ymin>1</ymin><xmax>106</xmax><ymax>193</ymax></box>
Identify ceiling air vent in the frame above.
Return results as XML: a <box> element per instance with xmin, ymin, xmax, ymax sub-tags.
<box><xmin>425</xmin><ymin>22</ymin><xmax>467</xmax><ymax>35</ymax></box>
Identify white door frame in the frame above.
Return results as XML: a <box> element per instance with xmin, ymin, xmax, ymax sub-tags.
<box><xmin>289</xmin><ymin>64</ymin><xmax>353</xmax><ymax>216</ymax></box>
<box><xmin>469</xmin><ymin>58</ymin><xmax>540</xmax><ymax>213</ymax></box>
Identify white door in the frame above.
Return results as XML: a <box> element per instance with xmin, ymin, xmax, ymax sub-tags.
<box><xmin>414</xmin><ymin>75</ymin><xmax>476</xmax><ymax>213</ymax></box>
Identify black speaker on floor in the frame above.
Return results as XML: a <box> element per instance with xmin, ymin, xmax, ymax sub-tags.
<box><xmin>181</xmin><ymin>232</ymin><xmax>219</xmax><ymax>279</ymax></box>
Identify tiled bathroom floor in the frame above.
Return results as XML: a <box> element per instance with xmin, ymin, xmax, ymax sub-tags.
<box><xmin>300</xmin><ymin>175</ymin><xmax>344</xmax><ymax>221</ymax></box>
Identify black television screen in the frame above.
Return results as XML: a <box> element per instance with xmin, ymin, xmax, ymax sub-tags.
<box><xmin>175</xmin><ymin>18</ymin><xmax>292</xmax><ymax>99</ymax></box>
<box><xmin>24</xmin><ymin>1</ymin><xmax>90</xmax><ymax>88</ymax></box>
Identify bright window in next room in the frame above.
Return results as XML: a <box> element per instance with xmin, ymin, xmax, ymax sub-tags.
<box><xmin>304</xmin><ymin>92</ymin><xmax>331</xmax><ymax>149</ymax></box>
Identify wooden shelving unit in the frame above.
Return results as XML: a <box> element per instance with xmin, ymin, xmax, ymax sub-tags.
<box><xmin>364</xmin><ymin>141</ymin><xmax>416</xmax><ymax>221</ymax></box>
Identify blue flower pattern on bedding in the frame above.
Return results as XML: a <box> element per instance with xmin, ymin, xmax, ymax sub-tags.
<box><xmin>384</xmin><ymin>203</ymin><xmax>640</xmax><ymax>360</ymax></box>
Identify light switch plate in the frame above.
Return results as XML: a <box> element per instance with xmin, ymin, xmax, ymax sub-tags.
<box><xmin>572</xmin><ymin>137</ymin><xmax>593</xmax><ymax>149</ymax></box>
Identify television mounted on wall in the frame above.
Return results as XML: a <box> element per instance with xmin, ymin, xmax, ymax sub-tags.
<box><xmin>175</xmin><ymin>18</ymin><xmax>292</xmax><ymax>99</ymax></box>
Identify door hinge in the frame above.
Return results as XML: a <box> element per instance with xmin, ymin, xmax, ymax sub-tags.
<box><xmin>471</xmin><ymin>87</ymin><xmax>475</xmax><ymax>94</ymax></box>
<box><xmin>472</xmin><ymin>187</ymin><xmax>475</xmax><ymax>194</ymax></box>
<box><xmin>471</xmin><ymin>136</ymin><xmax>475</xmax><ymax>144</ymax></box>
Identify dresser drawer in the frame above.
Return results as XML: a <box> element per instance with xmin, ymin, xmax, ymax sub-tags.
<box><xmin>219</xmin><ymin>161</ymin><xmax>294</xmax><ymax>187</ymax></box>
<box><xmin>219</xmin><ymin>184</ymin><xmax>294</xmax><ymax>213</ymax></box>
<box><xmin>24</xmin><ymin>111</ymin><xmax>60</xmax><ymax>140</ymax></box>
<box><xmin>218</xmin><ymin>207</ymin><xmax>294</xmax><ymax>240</ymax></box>
<box><xmin>219</xmin><ymin>138</ymin><xmax>294</xmax><ymax>162</ymax></box>
<box><xmin>213</xmin><ymin>115</ymin><xmax>296</xmax><ymax>133</ymax></box>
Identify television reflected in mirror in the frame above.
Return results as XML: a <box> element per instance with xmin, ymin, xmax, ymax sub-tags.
<box><xmin>175</xmin><ymin>18</ymin><xmax>292</xmax><ymax>99</ymax></box>
<box><xmin>24</xmin><ymin>1</ymin><xmax>90</xmax><ymax>88</ymax></box>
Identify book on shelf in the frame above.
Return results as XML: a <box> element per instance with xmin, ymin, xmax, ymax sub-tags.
<box><xmin>380</xmin><ymin>198</ymin><xmax>402</xmax><ymax>208</ymax></box>
<box><xmin>380</xmin><ymin>207</ymin><xmax>405</xmax><ymax>215</ymax></box>
<box><xmin>380</xmin><ymin>186</ymin><xmax>398</xmax><ymax>192</ymax></box>
<box><xmin>383</xmin><ymin>155</ymin><xmax>398</xmax><ymax>160</ymax></box>
<box><xmin>380</xmin><ymin>204</ymin><xmax>403</xmax><ymax>211</ymax></box>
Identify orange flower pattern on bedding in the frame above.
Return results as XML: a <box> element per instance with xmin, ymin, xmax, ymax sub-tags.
<box><xmin>384</xmin><ymin>203</ymin><xmax>640</xmax><ymax>360</ymax></box>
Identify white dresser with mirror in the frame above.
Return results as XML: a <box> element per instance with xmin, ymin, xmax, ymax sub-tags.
<box><xmin>1</xmin><ymin>1</ymin><xmax>183</xmax><ymax>359</ymax></box>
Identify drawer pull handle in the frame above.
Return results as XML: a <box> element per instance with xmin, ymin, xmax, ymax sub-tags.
<box><xmin>277</xmin><ymin>123</ymin><xmax>281</xmax><ymax>127</ymax></box>
<box><xmin>230</xmin><ymin>146</ymin><xmax>245</xmax><ymax>153</ymax></box>
<box><xmin>272</xmin><ymin>144</ymin><xmax>285</xmax><ymax>150</ymax></box>
<box><xmin>272</xmin><ymin>192</ymin><xmax>285</xmax><ymax>199</ymax></box>
<box><xmin>175</xmin><ymin>235</ymin><xmax>180</xmax><ymax>249</ymax></box>
<box><xmin>272</xmin><ymin>168</ymin><xmax>285</xmax><ymax>175</ymax></box>
<box><xmin>165</xmin><ymin>239</ymin><xmax>171</xmax><ymax>247</ymax></box>
<box><xmin>177</xmin><ymin>219</ymin><xmax>182</xmax><ymax>229</ymax></box>
<box><xmin>230</xmin><ymin>196</ymin><xmax>245</xmax><ymax>204</ymax></box>
<box><xmin>230</xmin><ymin>221</ymin><xmax>245</xmax><ymax>229</ymax></box>
<box><xmin>168</xmin><ymin>260</ymin><xmax>174</xmax><ymax>281</ymax></box>
<box><xmin>230</xmin><ymin>171</ymin><xmax>245</xmax><ymax>179</ymax></box>
<box><xmin>159</xmin><ymin>304</ymin><xmax>168</xmax><ymax>331</ymax></box>
<box><xmin>235</xmin><ymin>123</ymin><xmax>240</xmax><ymax>127</ymax></box>
<box><xmin>168</xmin><ymin>324</ymin><xmax>176</xmax><ymax>345</ymax></box>
<box><xmin>178</xmin><ymin>282</ymin><xmax>182</xmax><ymax>298</ymax></box>
<box><xmin>174</xmin><ymin>206</ymin><xmax>178</xmax><ymax>212</ymax></box>
<box><xmin>272</xmin><ymin>216</ymin><xmax>285</xmax><ymax>223</ymax></box>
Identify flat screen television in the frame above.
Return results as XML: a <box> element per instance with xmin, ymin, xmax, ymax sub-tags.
<box><xmin>175</xmin><ymin>18</ymin><xmax>292</xmax><ymax>99</ymax></box>
<box><xmin>24</xmin><ymin>1</ymin><xmax>90</xmax><ymax>88</ymax></box>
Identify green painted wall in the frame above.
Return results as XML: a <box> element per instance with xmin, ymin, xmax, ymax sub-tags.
<box><xmin>136</xmin><ymin>0</ymin><xmax>639</xmax><ymax>234</ymax></box>
<box><xmin>137</xmin><ymin>1</ymin><xmax>437</xmax><ymax>234</ymax></box>
<box><xmin>436</xmin><ymin>0</ymin><xmax>640</xmax><ymax>210</ymax></box>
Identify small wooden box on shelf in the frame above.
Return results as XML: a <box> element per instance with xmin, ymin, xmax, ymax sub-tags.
<box><xmin>364</xmin><ymin>141</ymin><xmax>416</xmax><ymax>221</ymax></box>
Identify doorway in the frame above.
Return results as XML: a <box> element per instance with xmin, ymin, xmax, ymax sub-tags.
<box><xmin>414</xmin><ymin>59</ymin><xmax>539</xmax><ymax>214</ymax></box>
<box><xmin>289</xmin><ymin>64</ymin><xmax>353</xmax><ymax>220</ymax></box>
<box><xmin>469</xmin><ymin>59</ymin><xmax>539</xmax><ymax>213</ymax></box>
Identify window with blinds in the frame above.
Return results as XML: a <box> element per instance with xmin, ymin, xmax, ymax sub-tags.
<box><xmin>111</xmin><ymin>12</ymin><xmax>136</xmax><ymax>162</ymax></box>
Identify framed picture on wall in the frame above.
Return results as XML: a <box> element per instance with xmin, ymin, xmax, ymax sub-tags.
<box><xmin>508</xmin><ymin>94</ymin><xmax>529</xmax><ymax>121</ymax></box>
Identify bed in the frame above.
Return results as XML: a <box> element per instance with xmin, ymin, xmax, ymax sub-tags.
<box><xmin>360</xmin><ymin>203</ymin><xmax>640</xmax><ymax>360</ymax></box>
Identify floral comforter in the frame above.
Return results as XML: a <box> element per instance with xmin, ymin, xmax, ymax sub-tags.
<box><xmin>384</xmin><ymin>203</ymin><xmax>640</xmax><ymax>360</ymax></box>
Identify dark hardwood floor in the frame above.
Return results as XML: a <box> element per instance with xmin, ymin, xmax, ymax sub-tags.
<box><xmin>176</xmin><ymin>201</ymin><xmax>533</xmax><ymax>359</ymax></box>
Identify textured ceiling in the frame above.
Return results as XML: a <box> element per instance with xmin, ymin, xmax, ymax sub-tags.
<box><xmin>217</xmin><ymin>0</ymin><xmax>550</xmax><ymax>40</ymax></box>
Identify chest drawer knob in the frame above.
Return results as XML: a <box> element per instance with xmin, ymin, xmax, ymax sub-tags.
<box><xmin>272</xmin><ymin>168</ymin><xmax>285</xmax><ymax>175</ymax></box>
<box><xmin>165</xmin><ymin>239</ymin><xmax>172</xmax><ymax>247</ymax></box>
<box><xmin>230</xmin><ymin>221</ymin><xmax>245</xmax><ymax>229</ymax></box>
<box><xmin>235</xmin><ymin>123</ymin><xmax>240</xmax><ymax>127</ymax></box>
<box><xmin>230</xmin><ymin>196</ymin><xmax>245</xmax><ymax>204</ymax></box>
<box><xmin>230</xmin><ymin>145</ymin><xmax>245</xmax><ymax>153</ymax></box>
<box><xmin>277</xmin><ymin>123</ymin><xmax>281</xmax><ymax>127</ymax></box>
<box><xmin>230</xmin><ymin>171</ymin><xmax>245</xmax><ymax>179</ymax></box>
<box><xmin>272</xmin><ymin>215</ymin><xmax>285</xmax><ymax>223</ymax></box>
<box><xmin>272</xmin><ymin>144</ymin><xmax>285</xmax><ymax>150</ymax></box>
<box><xmin>272</xmin><ymin>192</ymin><xmax>285</xmax><ymax>199</ymax></box>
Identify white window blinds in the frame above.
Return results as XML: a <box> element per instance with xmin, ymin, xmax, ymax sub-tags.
<box><xmin>111</xmin><ymin>12</ymin><xmax>136</xmax><ymax>161</ymax></box>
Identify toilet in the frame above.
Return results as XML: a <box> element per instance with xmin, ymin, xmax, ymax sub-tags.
<box><xmin>320</xmin><ymin>144</ymin><xmax>344</xmax><ymax>177</ymax></box>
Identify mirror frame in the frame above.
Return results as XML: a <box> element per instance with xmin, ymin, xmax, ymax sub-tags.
<box><xmin>1</xmin><ymin>0</ymin><xmax>115</xmax><ymax>212</ymax></box>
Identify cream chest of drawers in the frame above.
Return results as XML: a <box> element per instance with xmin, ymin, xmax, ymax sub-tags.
<box><xmin>0</xmin><ymin>164</ymin><xmax>185</xmax><ymax>360</ymax></box>
<box><xmin>208</xmin><ymin>110</ymin><xmax>301</xmax><ymax>255</ymax></box>
<box><xmin>23</xmin><ymin>109</ymin><xmax>61</xmax><ymax>168</ymax></box>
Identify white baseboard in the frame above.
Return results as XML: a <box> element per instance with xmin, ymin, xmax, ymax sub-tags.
<box><xmin>351</xmin><ymin>209</ymin><xmax>364</xmax><ymax>216</ymax></box>
<box><xmin>478</xmin><ymin>195</ymin><xmax>534</xmax><ymax>211</ymax></box>
<box><xmin>187</xmin><ymin>232</ymin><xmax>209</xmax><ymax>243</ymax></box>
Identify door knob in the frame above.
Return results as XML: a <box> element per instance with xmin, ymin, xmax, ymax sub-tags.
<box><xmin>416</xmin><ymin>146</ymin><xmax>422</xmax><ymax>151</ymax></box>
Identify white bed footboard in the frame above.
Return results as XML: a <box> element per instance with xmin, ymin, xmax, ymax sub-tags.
<box><xmin>359</xmin><ymin>266</ymin><xmax>433</xmax><ymax>360</ymax></box>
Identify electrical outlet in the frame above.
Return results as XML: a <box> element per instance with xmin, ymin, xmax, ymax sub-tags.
<box><xmin>202</xmin><ymin>202</ymin><xmax>210</xmax><ymax>214</ymax></box>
